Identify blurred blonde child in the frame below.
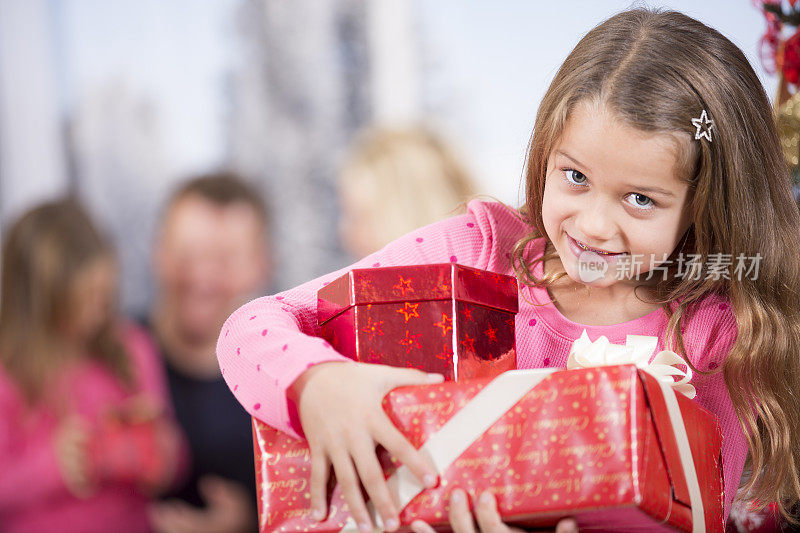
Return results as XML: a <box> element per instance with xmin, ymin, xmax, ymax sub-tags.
<box><xmin>339</xmin><ymin>126</ymin><xmax>477</xmax><ymax>257</ymax></box>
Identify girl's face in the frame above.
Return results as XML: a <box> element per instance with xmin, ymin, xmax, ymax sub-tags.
<box><xmin>65</xmin><ymin>254</ymin><xmax>117</xmax><ymax>344</ymax></box>
<box><xmin>541</xmin><ymin>100</ymin><xmax>693</xmax><ymax>289</ymax></box>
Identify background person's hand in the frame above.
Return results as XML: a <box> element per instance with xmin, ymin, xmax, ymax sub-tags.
<box><xmin>139</xmin><ymin>416</ymin><xmax>186</xmax><ymax>495</ymax></box>
<box><xmin>54</xmin><ymin>415</ymin><xmax>94</xmax><ymax>498</ymax></box>
<box><xmin>290</xmin><ymin>361</ymin><xmax>443</xmax><ymax>533</ymax></box>
<box><xmin>410</xmin><ymin>489</ymin><xmax>579</xmax><ymax>533</ymax></box>
<box><xmin>118</xmin><ymin>392</ymin><xmax>162</xmax><ymax>423</ymax></box>
<box><xmin>148</xmin><ymin>475</ymin><xmax>256</xmax><ymax>533</ymax></box>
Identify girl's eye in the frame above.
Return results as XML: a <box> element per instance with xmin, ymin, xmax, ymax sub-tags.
<box><xmin>564</xmin><ymin>169</ymin><xmax>587</xmax><ymax>185</ymax></box>
<box><xmin>625</xmin><ymin>193</ymin><xmax>655</xmax><ymax>209</ymax></box>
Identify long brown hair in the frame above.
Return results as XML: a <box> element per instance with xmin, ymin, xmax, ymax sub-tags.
<box><xmin>0</xmin><ymin>199</ymin><xmax>133</xmax><ymax>404</ymax></box>
<box><xmin>512</xmin><ymin>9</ymin><xmax>800</xmax><ymax>513</ymax></box>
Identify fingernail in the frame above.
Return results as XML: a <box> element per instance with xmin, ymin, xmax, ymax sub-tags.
<box><xmin>423</xmin><ymin>473</ymin><xmax>437</xmax><ymax>488</ymax></box>
<box><xmin>426</xmin><ymin>373</ymin><xmax>444</xmax><ymax>383</ymax></box>
<box><xmin>451</xmin><ymin>490</ymin><xmax>464</xmax><ymax>503</ymax></box>
<box><xmin>311</xmin><ymin>508</ymin><xmax>324</xmax><ymax>521</ymax></box>
<box><xmin>359</xmin><ymin>522</ymin><xmax>372</xmax><ymax>533</ymax></box>
<box><xmin>479</xmin><ymin>491</ymin><xmax>492</xmax><ymax>504</ymax></box>
<box><xmin>385</xmin><ymin>517</ymin><xmax>399</xmax><ymax>531</ymax></box>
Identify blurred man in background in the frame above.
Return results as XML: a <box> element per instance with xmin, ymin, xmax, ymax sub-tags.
<box><xmin>146</xmin><ymin>173</ymin><xmax>270</xmax><ymax>533</ymax></box>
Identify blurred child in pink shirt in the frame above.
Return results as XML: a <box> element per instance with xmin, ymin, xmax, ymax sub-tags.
<box><xmin>0</xmin><ymin>199</ymin><xmax>186</xmax><ymax>533</ymax></box>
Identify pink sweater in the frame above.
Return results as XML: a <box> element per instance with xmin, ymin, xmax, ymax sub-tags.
<box><xmin>0</xmin><ymin>323</ymin><xmax>180</xmax><ymax>533</ymax></box>
<box><xmin>217</xmin><ymin>200</ymin><xmax>745</xmax><ymax>519</ymax></box>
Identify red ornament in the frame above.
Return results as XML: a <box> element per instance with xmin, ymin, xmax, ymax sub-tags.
<box><xmin>760</xmin><ymin>11</ymin><xmax>783</xmax><ymax>74</ymax></box>
<box><xmin>783</xmin><ymin>29</ymin><xmax>800</xmax><ymax>84</ymax></box>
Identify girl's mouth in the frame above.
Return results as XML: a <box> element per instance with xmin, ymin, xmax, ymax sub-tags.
<box><xmin>571</xmin><ymin>236</ymin><xmax>624</xmax><ymax>256</ymax></box>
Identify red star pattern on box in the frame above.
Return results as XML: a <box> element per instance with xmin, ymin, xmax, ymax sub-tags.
<box><xmin>434</xmin><ymin>312</ymin><xmax>453</xmax><ymax>336</ymax></box>
<box><xmin>393</xmin><ymin>275</ymin><xmax>415</xmax><ymax>297</ymax></box>
<box><xmin>399</xmin><ymin>330</ymin><xmax>423</xmax><ymax>353</ymax></box>
<box><xmin>460</xmin><ymin>334</ymin><xmax>476</xmax><ymax>353</ymax></box>
<box><xmin>363</xmin><ymin>316</ymin><xmax>384</xmax><ymax>341</ymax></box>
<box><xmin>396</xmin><ymin>302</ymin><xmax>421</xmax><ymax>323</ymax></box>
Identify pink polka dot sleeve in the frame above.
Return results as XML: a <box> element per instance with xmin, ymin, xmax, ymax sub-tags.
<box><xmin>216</xmin><ymin>200</ymin><xmax>522</xmax><ymax>438</ymax></box>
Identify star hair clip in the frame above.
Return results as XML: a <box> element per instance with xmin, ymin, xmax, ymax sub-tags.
<box><xmin>691</xmin><ymin>109</ymin><xmax>714</xmax><ymax>142</ymax></box>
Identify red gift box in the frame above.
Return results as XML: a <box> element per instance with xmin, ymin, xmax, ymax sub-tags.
<box><xmin>87</xmin><ymin>416</ymin><xmax>170</xmax><ymax>488</ymax></box>
<box><xmin>253</xmin><ymin>364</ymin><xmax>724</xmax><ymax>532</ymax></box>
<box><xmin>317</xmin><ymin>264</ymin><xmax>518</xmax><ymax>380</ymax></box>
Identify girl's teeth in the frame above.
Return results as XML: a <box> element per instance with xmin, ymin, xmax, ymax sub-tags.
<box><xmin>576</xmin><ymin>239</ymin><xmax>616</xmax><ymax>255</ymax></box>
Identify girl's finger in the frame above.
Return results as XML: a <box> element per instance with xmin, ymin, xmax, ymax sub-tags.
<box><xmin>474</xmin><ymin>492</ymin><xmax>507</xmax><ymax>533</ymax></box>
<box><xmin>555</xmin><ymin>518</ymin><xmax>579</xmax><ymax>533</ymax></box>
<box><xmin>328</xmin><ymin>445</ymin><xmax>374</xmax><ymax>533</ymax></box>
<box><xmin>349</xmin><ymin>434</ymin><xmax>400</xmax><ymax>531</ymax></box>
<box><xmin>308</xmin><ymin>441</ymin><xmax>330</xmax><ymax>522</ymax></box>
<box><xmin>410</xmin><ymin>519</ymin><xmax>437</xmax><ymax>533</ymax></box>
<box><xmin>448</xmin><ymin>489</ymin><xmax>476</xmax><ymax>533</ymax></box>
<box><xmin>381</xmin><ymin>367</ymin><xmax>444</xmax><ymax>391</ymax></box>
<box><xmin>373</xmin><ymin>416</ymin><xmax>437</xmax><ymax>489</ymax></box>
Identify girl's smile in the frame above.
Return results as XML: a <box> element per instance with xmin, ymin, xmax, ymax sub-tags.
<box><xmin>567</xmin><ymin>233</ymin><xmax>625</xmax><ymax>257</ymax></box>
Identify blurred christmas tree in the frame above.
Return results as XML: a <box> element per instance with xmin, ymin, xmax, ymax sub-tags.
<box><xmin>757</xmin><ymin>0</ymin><xmax>800</xmax><ymax>202</ymax></box>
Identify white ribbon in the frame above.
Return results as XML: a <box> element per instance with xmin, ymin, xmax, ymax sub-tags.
<box><xmin>567</xmin><ymin>329</ymin><xmax>696</xmax><ymax>399</ymax></box>
<box><xmin>657</xmin><ymin>379</ymin><xmax>705</xmax><ymax>533</ymax></box>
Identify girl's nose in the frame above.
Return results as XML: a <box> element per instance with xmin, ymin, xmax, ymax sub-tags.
<box><xmin>574</xmin><ymin>197</ymin><xmax>618</xmax><ymax>245</ymax></box>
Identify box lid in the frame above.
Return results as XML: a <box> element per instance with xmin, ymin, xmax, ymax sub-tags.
<box><xmin>317</xmin><ymin>263</ymin><xmax>518</xmax><ymax>325</ymax></box>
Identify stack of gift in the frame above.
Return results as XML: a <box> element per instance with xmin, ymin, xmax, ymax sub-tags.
<box><xmin>252</xmin><ymin>264</ymin><xmax>725</xmax><ymax>532</ymax></box>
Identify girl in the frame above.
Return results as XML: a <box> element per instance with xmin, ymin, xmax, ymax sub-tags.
<box><xmin>339</xmin><ymin>126</ymin><xmax>477</xmax><ymax>258</ymax></box>
<box><xmin>217</xmin><ymin>8</ymin><xmax>800</xmax><ymax>533</ymax></box>
<box><xmin>0</xmin><ymin>199</ymin><xmax>185</xmax><ymax>533</ymax></box>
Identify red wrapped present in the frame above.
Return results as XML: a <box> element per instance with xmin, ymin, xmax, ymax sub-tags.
<box><xmin>252</xmin><ymin>363</ymin><xmax>723</xmax><ymax>532</ymax></box>
<box><xmin>317</xmin><ymin>263</ymin><xmax>518</xmax><ymax>380</ymax></box>
<box><xmin>87</xmin><ymin>415</ymin><xmax>172</xmax><ymax>488</ymax></box>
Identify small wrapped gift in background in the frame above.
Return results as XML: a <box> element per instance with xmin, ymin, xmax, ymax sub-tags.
<box><xmin>317</xmin><ymin>263</ymin><xmax>518</xmax><ymax>380</ymax></box>
<box><xmin>252</xmin><ymin>333</ymin><xmax>724</xmax><ymax>532</ymax></box>
<box><xmin>87</xmin><ymin>403</ymin><xmax>175</xmax><ymax>489</ymax></box>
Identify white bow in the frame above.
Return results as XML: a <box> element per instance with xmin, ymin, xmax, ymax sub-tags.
<box><xmin>566</xmin><ymin>330</ymin><xmax>696</xmax><ymax>399</ymax></box>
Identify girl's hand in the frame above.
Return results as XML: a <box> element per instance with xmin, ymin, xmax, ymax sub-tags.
<box><xmin>54</xmin><ymin>415</ymin><xmax>94</xmax><ymax>498</ymax></box>
<box><xmin>410</xmin><ymin>490</ymin><xmax>579</xmax><ymax>533</ymax></box>
<box><xmin>290</xmin><ymin>361</ymin><xmax>443</xmax><ymax>533</ymax></box>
